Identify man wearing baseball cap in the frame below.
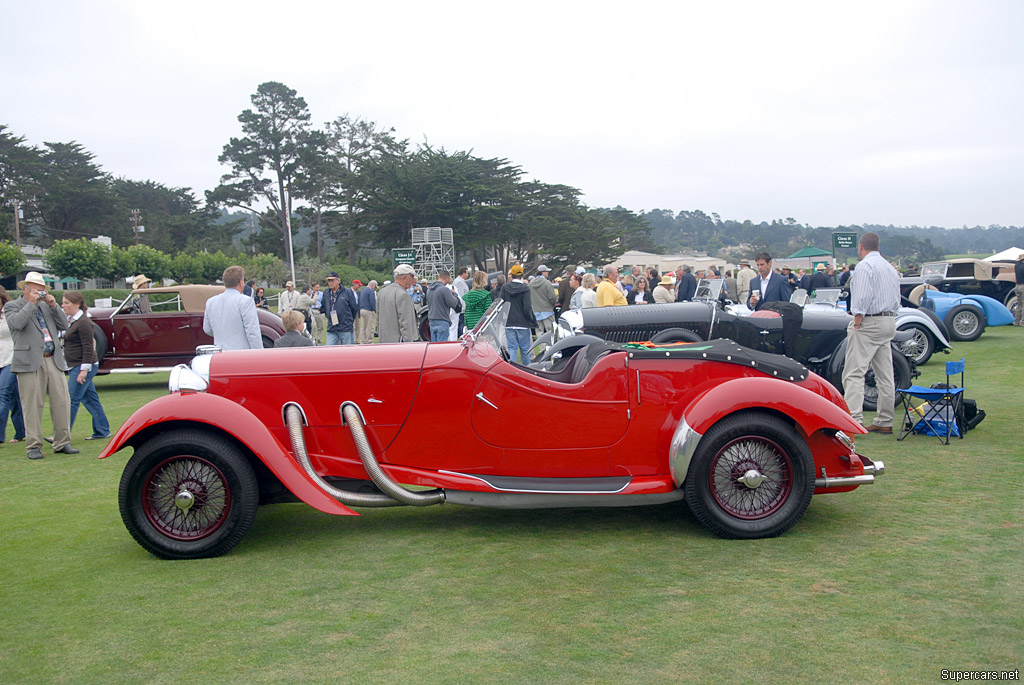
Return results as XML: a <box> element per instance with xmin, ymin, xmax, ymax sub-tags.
<box><xmin>529</xmin><ymin>264</ymin><xmax>557</xmax><ymax>334</ymax></box>
<box><xmin>278</xmin><ymin>280</ymin><xmax>300</xmax><ymax>313</ymax></box>
<box><xmin>2</xmin><ymin>272</ymin><xmax>77</xmax><ymax>459</ymax></box>
<box><xmin>319</xmin><ymin>272</ymin><xmax>359</xmax><ymax>345</ymax></box>
<box><xmin>377</xmin><ymin>264</ymin><xmax>418</xmax><ymax>343</ymax></box>
<box><xmin>504</xmin><ymin>265</ymin><xmax>537</xmax><ymax>363</ymax></box>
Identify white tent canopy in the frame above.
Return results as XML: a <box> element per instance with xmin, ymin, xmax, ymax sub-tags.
<box><xmin>984</xmin><ymin>247</ymin><xmax>1024</xmax><ymax>262</ymax></box>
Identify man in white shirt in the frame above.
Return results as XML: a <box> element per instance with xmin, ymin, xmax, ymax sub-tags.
<box><xmin>842</xmin><ymin>232</ymin><xmax>901</xmax><ymax>433</ymax></box>
<box><xmin>278</xmin><ymin>280</ymin><xmax>301</xmax><ymax>313</ymax></box>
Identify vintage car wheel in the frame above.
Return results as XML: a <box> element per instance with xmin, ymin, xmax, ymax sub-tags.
<box><xmin>1008</xmin><ymin>296</ymin><xmax>1019</xmax><ymax>321</ymax></box>
<box><xmin>684</xmin><ymin>412</ymin><xmax>814</xmax><ymax>539</ymax></box>
<box><xmin>943</xmin><ymin>304</ymin><xmax>984</xmax><ymax>342</ymax></box>
<box><xmin>649</xmin><ymin>327</ymin><xmax>703</xmax><ymax>344</ymax></box>
<box><xmin>119</xmin><ymin>429</ymin><xmax>259</xmax><ymax>559</ymax></box>
<box><xmin>92</xmin><ymin>322</ymin><xmax>108</xmax><ymax>361</ymax></box>
<box><xmin>862</xmin><ymin>348</ymin><xmax>912</xmax><ymax>412</ymax></box>
<box><xmin>895</xmin><ymin>322</ymin><xmax>934</xmax><ymax>366</ymax></box>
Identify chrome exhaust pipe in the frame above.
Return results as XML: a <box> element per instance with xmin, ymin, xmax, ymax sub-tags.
<box><xmin>815</xmin><ymin>457</ymin><xmax>885</xmax><ymax>489</ymax></box>
<box><xmin>815</xmin><ymin>474</ymin><xmax>876</xmax><ymax>488</ymax></box>
<box><xmin>286</xmin><ymin>403</ymin><xmax>404</xmax><ymax>507</ymax></box>
<box><xmin>341</xmin><ymin>403</ymin><xmax>444</xmax><ymax>506</ymax></box>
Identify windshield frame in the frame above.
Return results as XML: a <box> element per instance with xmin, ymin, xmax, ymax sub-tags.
<box><xmin>462</xmin><ymin>299</ymin><xmax>509</xmax><ymax>357</ymax></box>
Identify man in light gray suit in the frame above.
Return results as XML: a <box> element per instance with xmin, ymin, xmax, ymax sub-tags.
<box><xmin>2</xmin><ymin>272</ymin><xmax>77</xmax><ymax>459</ymax></box>
<box><xmin>202</xmin><ymin>265</ymin><xmax>264</xmax><ymax>351</ymax></box>
<box><xmin>377</xmin><ymin>264</ymin><xmax>419</xmax><ymax>343</ymax></box>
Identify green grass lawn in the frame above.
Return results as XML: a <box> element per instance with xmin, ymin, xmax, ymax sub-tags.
<box><xmin>1</xmin><ymin>330</ymin><xmax>1022</xmax><ymax>683</ymax></box>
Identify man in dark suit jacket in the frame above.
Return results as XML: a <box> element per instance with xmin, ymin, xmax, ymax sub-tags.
<box><xmin>2</xmin><ymin>272</ymin><xmax>77</xmax><ymax>459</ymax></box>
<box><xmin>675</xmin><ymin>265</ymin><xmax>698</xmax><ymax>302</ymax></box>
<box><xmin>747</xmin><ymin>253</ymin><xmax>792</xmax><ymax>310</ymax></box>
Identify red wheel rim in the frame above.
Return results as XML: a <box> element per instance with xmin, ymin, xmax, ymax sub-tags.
<box><xmin>708</xmin><ymin>436</ymin><xmax>793</xmax><ymax>520</ymax></box>
<box><xmin>142</xmin><ymin>456</ymin><xmax>231</xmax><ymax>541</ymax></box>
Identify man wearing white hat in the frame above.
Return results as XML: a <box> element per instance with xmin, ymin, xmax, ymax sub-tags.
<box><xmin>2</xmin><ymin>272</ymin><xmax>77</xmax><ymax>459</ymax></box>
<box><xmin>377</xmin><ymin>264</ymin><xmax>419</xmax><ymax>343</ymax></box>
<box><xmin>278</xmin><ymin>280</ymin><xmax>300</xmax><ymax>314</ymax></box>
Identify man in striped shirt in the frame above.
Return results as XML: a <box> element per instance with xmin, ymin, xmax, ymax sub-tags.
<box><xmin>842</xmin><ymin>232</ymin><xmax>901</xmax><ymax>433</ymax></box>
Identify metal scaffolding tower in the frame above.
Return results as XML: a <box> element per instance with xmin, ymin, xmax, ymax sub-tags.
<box><xmin>411</xmin><ymin>227</ymin><xmax>454</xmax><ymax>281</ymax></box>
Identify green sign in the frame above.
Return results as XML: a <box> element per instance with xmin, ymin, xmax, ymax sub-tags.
<box><xmin>832</xmin><ymin>232</ymin><xmax>858</xmax><ymax>250</ymax></box>
<box><xmin>392</xmin><ymin>248</ymin><xmax>417</xmax><ymax>267</ymax></box>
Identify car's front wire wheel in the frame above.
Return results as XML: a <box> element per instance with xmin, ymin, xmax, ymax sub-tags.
<box><xmin>119</xmin><ymin>429</ymin><xmax>258</xmax><ymax>559</ymax></box>
<box><xmin>684</xmin><ymin>412</ymin><xmax>814</xmax><ymax>539</ymax></box>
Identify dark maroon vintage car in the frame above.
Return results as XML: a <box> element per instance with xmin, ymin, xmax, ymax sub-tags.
<box><xmin>89</xmin><ymin>285</ymin><xmax>284</xmax><ymax>374</ymax></box>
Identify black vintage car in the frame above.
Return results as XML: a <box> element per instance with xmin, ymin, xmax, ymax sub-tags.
<box><xmin>901</xmin><ymin>259</ymin><xmax>1017</xmax><ymax>308</ymax></box>
<box><xmin>549</xmin><ymin>283</ymin><xmax>916</xmax><ymax>412</ymax></box>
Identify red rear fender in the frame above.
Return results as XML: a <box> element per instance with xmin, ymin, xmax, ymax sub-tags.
<box><xmin>99</xmin><ymin>392</ymin><xmax>357</xmax><ymax>517</ymax></box>
<box><xmin>682</xmin><ymin>376</ymin><xmax>865</xmax><ymax>438</ymax></box>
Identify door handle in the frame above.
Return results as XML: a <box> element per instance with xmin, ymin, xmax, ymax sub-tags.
<box><xmin>476</xmin><ymin>392</ymin><xmax>498</xmax><ymax>410</ymax></box>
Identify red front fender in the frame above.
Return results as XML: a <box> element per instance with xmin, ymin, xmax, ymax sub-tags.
<box><xmin>99</xmin><ymin>392</ymin><xmax>357</xmax><ymax>517</ymax></box>
<box><xmin>682</xmin><ymin>375</ymin><xmax>866</xmax><ymax>438</ymax></box>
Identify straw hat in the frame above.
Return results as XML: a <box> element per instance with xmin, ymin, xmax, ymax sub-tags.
<box><xmin>132</xmin><ymin>274</ymin><xmax>152</xmax><ymax>289</ymax></box>
<box><xmin>658</xmin><ymin>274</ymin><xmax>675</xmax><ymax>286</ymax></box>
<box><xmin>18</xmin><ymin>271</ymin><xmax>49</xmax><ymax>291</ymax></box>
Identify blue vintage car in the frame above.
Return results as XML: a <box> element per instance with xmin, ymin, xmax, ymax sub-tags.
<box><xmin>915</xmin><ymin>289</ymin><xmax>1013</xmax><ymax>342</ymax></box>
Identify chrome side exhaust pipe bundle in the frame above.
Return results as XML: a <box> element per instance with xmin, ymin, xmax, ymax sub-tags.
<box><xmin>285</xmin><ymin>402</ymin><xmax>444</xmax><ymax>508</ymax></box>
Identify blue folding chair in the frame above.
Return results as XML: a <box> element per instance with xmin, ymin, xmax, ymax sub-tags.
<box><xmin>898</xmin><ymin>358</ymin><xmax>966</xmax><ymax>445</ymax></box>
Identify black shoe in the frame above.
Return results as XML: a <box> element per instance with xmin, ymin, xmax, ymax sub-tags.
<box><xmin>85</xmin><ymin>434</ymin><xmax>111</xmax><ymax>441</ymax></box>
<box><xmin>44</xmin><ymin>436</ymin><xmax>54</xmax><ymax>444</ymax></box>
<box><xmin>53</xmin><ymin>445</ymin><xmax>80</xmax><ymax>454</ymax></box>
<box><xmin>27</xmin><ymin>447</ymin><xmax>44</xmax><ymax>460</ymax></box>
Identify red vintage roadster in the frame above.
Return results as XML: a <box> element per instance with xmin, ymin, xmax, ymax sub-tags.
<box><xmin>101</xmin><ymin>302</ymin><xmax>883</xmax><ymax>559</ymax></box>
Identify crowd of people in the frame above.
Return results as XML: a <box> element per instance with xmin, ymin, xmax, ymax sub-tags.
<box><xmin>8</xmin><ymin>232</ymin><xmax>1014</xmax><ymax>462</ymax></box>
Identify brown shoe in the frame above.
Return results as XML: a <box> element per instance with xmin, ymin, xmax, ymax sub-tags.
<box><xmin>866</xmin><ymin>424</ymin><xmax>893</xmax><ymax>434</ymax></box>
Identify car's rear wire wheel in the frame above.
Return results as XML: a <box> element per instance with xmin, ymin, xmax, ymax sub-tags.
<box><xmin>119</xmin><ymin>429</ymin><xmax>258</xmax><ymax>559</ymax></box>
<box><xmin>684</xmin><ymin>412</ymin><xmax>814</xmax><ymax>539</ymax></box>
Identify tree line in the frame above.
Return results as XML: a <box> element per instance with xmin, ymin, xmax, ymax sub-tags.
<box><xmin>4</xmin><ymin>81</ymin><xmax>1023</xmax><ymax>281</ymax></box>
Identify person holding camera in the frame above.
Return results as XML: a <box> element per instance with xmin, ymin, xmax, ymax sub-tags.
<box><xmin>1</xmin><ymin>272</ymin><xmax>77</xmax><ymax>459</ymax></box>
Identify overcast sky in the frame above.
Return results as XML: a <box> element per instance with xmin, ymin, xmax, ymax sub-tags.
<box><xmin>3</xmin><ymin>0</ymin><xmax>1022</xmax><ymax>229</ymax></box>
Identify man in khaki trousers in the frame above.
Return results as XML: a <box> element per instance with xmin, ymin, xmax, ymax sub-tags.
<box><xmin>1</xmin><ymin>272</ymin><xmax>78</xmax><ymax>459</ymax></box>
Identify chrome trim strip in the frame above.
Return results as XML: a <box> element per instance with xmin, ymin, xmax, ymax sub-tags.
<box><xmin>669</xmin><ymin>415</ymin><xmax>703</xmax><ymax>488</ymax></box>
<box><xmin>439</xmin><ymin>470</ymin><xmax>632</xmax><ymax>495</ymax></box>
<box><xmin>339</xmin><ymin>401</ymin><xmax>367</xmax><ymax>426</ymax></box>
<box><xmin>282</xmin><ymin>401</ymin><xmax>308</xmax><ymax>426</ymax></box>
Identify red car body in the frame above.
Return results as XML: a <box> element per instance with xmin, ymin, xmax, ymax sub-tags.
<box><xmin>89</xmin><ymin>285</ymin><xmax>284</xmax><ymax>373</ymax></box>
<box><xmin>103</xmin><ymin>305</ymin><xmax>881</xmax><ymax>559</ymax></box>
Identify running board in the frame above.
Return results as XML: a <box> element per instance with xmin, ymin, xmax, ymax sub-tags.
<box><xmin>445</xmin><ymin>489</ymin><xmax>686</xmax><ymax>509</ymax></box>
<box><xmin>439</xmin><ymin>471</ymin><xmax>632</xmax><ymax>494</ymax></box>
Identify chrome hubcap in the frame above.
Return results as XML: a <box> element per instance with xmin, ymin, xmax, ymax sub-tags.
<box><xmin>954</xmin><ymin>313</ymin><xmax>977</xmax><ymax>335</ymax></box>
<box><xmin>174</xmin><ymin>489</ymin><xmax>195</xmax><ymax>512</ymax></box>
<box><xmin>738</xmin><ymin>469</ymin><xmax>767</xmax><ymax>488</ymax></box>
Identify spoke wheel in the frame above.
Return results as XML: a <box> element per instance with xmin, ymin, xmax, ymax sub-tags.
<box><xmin>142</xmin><ymin>456</ymin><xmax>231</xmax><ymax>541</ymax></box>
<box><xmin>896</xmin><ymin>323</ymin><xmax>934</xmax><ymax>366</ymax></box>
<box><xmin>120</xmin><ymin>429</ymin><xmax>258</xmax><ymax>559</ymax></box>
<box><xmin>860</xmin><ymin>348</ymin><xmax>911</xmax><ymax>413</ymax></box>
<box><xmin>708</xmin><ymin>437</ymin><xmax>793</xmax><ymax>520</ymax></box>
<box><xmin>684</xmin><ymin>412</ymin><xmax>814</xmax><ymax>539</ymax></box>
